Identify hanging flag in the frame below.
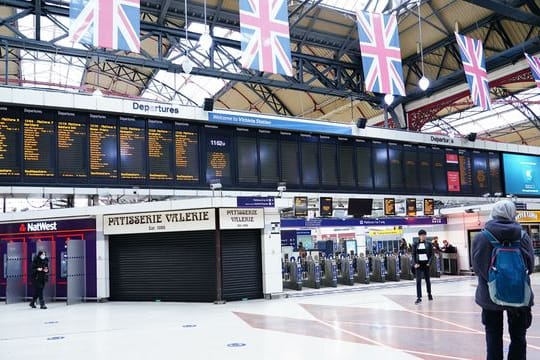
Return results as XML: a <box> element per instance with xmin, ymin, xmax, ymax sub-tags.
<box><xmin>69</xmin><ymin>0</ymin><xmax>140</xmax><ymax>53</ymax></box>
<box><xmin>239</xmin><ymin>0</ymin><xmax>293</xmax><ymax>76</ymax></box>
<box><xmin>525</xmin><ymin>53</ymin><xmax>540</xmax><ymax>88</ymax></box>
<box><xmin>454</xmin><ymin>32</ymin><xmax>491</xmax><ymax>110</ymax></box>
<box><xmin>356</xmin><ymin>11</ymin><xmax>406</xmax><ymax>96</ymax></box>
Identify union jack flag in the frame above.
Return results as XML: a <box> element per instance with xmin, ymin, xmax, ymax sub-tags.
<box><xmin>69</xmin><ymin>0</ymin><xmax>140</xmax><ymax>53</ymax></box>
<box><xmin>356</xmin><ymin>11</ymin><xmax>406</xmax><ymax>96</ymax></box>
<box><xmin>455</xmin><ymin>32</ymin><xmax>491</xmax><ymax>110</ymax></box>
<box><xmin>239</xmin><ymin>0</ymin><xmax>293</xmax><ymax>76</ymax></box>
<box><xmin>525</xmin><ymin>53</ymin><xmax>540</xmax><ymax>88</ymax></box>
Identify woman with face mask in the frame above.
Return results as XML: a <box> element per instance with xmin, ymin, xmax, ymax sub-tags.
<box><xmin>30</xmin><ymin>250</ymin><xmax>49</xmax><ymax>309</ymax></box>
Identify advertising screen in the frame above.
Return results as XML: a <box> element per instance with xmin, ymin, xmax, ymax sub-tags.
<box><xmin>503</xmin><ymin>153</ymin><xmax>540</xmax><ymax>196</ymax></box>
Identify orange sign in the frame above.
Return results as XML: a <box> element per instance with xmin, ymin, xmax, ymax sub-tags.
<box><xmin>517</xmin><ymin>211</ymin><xmax>540</xmax><ymax>223</ymax></box>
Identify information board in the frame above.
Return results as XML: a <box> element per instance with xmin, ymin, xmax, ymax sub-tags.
<box><xmin>23</xmin><ymin>109</ymin><xmax>55</xmax><ymax>178</ymax></box>
<box><xmin>205</xmin><ymin>130</ymin><xmax>230</xmax><ymax>184</ymax></box>
<box><xmin>388</xmin><ymin>143</ymin><xmax>404</xmax><ymax>190</ymax></box>
<box><xmin>338</xmin><ymin>139</ymin><xmax>355</xmax><ymax>187</ymax></box>
<box><xmin>148</xmin><ymin>120</ymin><xmax>174</xmax><ymax>181</ymax></box>
<box><xmin>0</xmin><ymin>108</ymin><xmax>21</xmax><ymax>177</ymax></box>
<box><xmin>176</xmin><ymin>123</ymin><xmax>199</xmax><ymax>182</ymax></box>
<box><xmin>403</xmin><ymin>144</ymin><xmax>418</xmax><ymax>191</ymax></box>
<box><xmin>259</xmin><ymin>136</ymin><xmax>279</xmax><ymax>184</ymax></box>
<box><xmin>418</xmin><ymin>146</ymin><xmax>433</xmax><ymax>193</ymax></box>
<box><xmin>300</xmin><ymin>136</ymin><xmax>319</xmax><ymax>186</ymax></box>
<box><xmin>458</xmin><ymin>149</ymin><xmax>473</xmax><ymax>194</ymax></box>
<box><xmin>57</xmin><ymin>112</ymin><xmax>87</xmax><ymax>179</ymax></box>
<box><xmin>488</xmin><ymin>152</ymin><xmax>502</xmax><ymax>194</ymax></box>
<box><xmin>320</xmin><ymin>138</ymin><xmax>337</xmax><ymax>186</ymax></box>
<box><xmin>373</xmin><ymin>142</ymin><xmax>389</xmax><ymax>190</ymax></box>
<box><xmin>280</xmin><ymin>135</ymin><xmax>300</xmax><ymax>185</ymax></box>
<box><xmin>237</xmin><ymin>135</ymin><xmax>258</xmax><ymax>183</ymax></box>
<box><xmin>119</xmin><ymin>117</ymin><xmax>146</xmax><ymax>181</ymax></box>
<box><xmin>356</xmin><ymin>140</ymin><xmax>373</xmax><ymax>189</ymax></box>
<box><xmin>472</xmin><ymin>151</ymin><xmax>489</xmax><ymax>195</ymax></box>
<box><xmin>89</xmin><ymin>114</ymin><xmax>117</xmax><ymax>179</ymax></box>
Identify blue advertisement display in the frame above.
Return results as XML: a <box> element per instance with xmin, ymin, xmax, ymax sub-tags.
<box><xmin>503</xmin><ymin>153</ymin><xmax>540</xmax><ymax>196</ymax></box>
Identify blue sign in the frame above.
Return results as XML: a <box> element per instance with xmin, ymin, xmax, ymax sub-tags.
<box><xmin>47</xmin><ymin>336</ymin><xmax>65</xmax><ymax>341</ymax></box>
<box><xmin>227</xmin><ymin>343</ymin><xmax>246</xmax><ymax>348</ymax></box>
<box><xmin>237</xmin><ymin>196</ymin><xmax>275</xmax><ymax>208</ymax></box>
<box><xmin>209</xmin><ymin>112</ymin><xmax>352</xmax><ymax>135</ymax></box>
<box><xmin>281</xmin><ymin>216</ymin><xmax>447</xmax><ymax>228</ymax></box>
<box><xmin>503</xmin><ymin>153</ymin><xmax>540</xmax><ymax>196</ymax></box>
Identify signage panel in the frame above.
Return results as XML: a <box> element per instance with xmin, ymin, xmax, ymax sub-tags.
<box><xmin>237</xmin><ymin>196</ymin><xmax>275</xmax><ymax>208</ymax></box>
<box><xmin>219</xmin><ymin>208</ymin><xmax>264</xmax><ymax>229</ymax></box>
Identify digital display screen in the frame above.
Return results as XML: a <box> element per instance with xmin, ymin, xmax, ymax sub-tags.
<box><xmin>280</xmin><ymin>137</ymin><xmax>300</xmax><ymax>185</ymax></box>
<box><xmin>472</xmin><ymin>151</ymin><xmax>489</xmax><ymax>195</ymax></box>
<box><xmin>89</xmin><ymin>114</ymin><xmax>117</xmax><ymax>179</ymax></box>
<box><xmin>259</xmin><ymin>137</ymin><xmax>279</xmax><ymax>184</ymax></box>
<box><xmin>23</xmin><ymin>110</ymin><xmax>55</xmax><ymax>178</ymax></box>
<box><xmin>320</xmin><ymin>197</ymin><xmax>333</xmax><ymax>217</ymax></box>
<box><xmin>432</xmin><ymin>148</ymin><xmax>447</xmax><ymax>193</ymax></box>
<box><xmin>373</xmin><ymin>142</ymin><xmax>389</xmax><ymax>190</ymax></box>
<box><xmin>119</xmin><ymin>117</ymin><xmax>146</xmax><ymax>181</ymax></box>
<box><xmin>406</xmin><ymin>198</ymin><xmax>417</xmax><ymax>216</ymax></box>
<box><xmin>418</xmin><ymin>146</ymin><xmax>433</xmax><ymax>193</ymax></box>
<box><xmin>206</xmin><ymin>131</ymin><xmax>230</xmax><ymax>184</ymax></box>
<box><xmin>338</xmin><ymin>140</ymin><xmax>355</xmax><ymax>187</ymax></box>
<box><xmin>148</xmin><ymin>120</ymin><xmax>173</xmax><ymax>181</ymax></box>
<box><xmin>489</xmin><ymin>152</ymin><xmax>502</xmax><ymax>194</ymax></box>
<box><xmin>320</xmin><ymin>139</ymin><xmax>337</xmax><ymax>186</ymax></box>
<box><xmin>388</xmin><ymin>143</ymin><xmax>404</xmax><ymax>190</ymax></box>
<box><xmin>424</xmin><ymin>198</ymin><xmax>434</xmax><ymax>216</ymax></box>
<box><xmin>458</xmin><ymin>150</ymin><xmax>473</xmax><ymax>194</ymax></box>
<box><xmin>301</xmin><ymin>137</ymin><xmax>319</xmax><ymax>186</ymax></box>
<box><xmin>0</xmin><ymin>109</ymin><xmax>21</xmax><ymax>177</ymax></box>
<box><xmin>446</xmin><ymin>150</ymin><xmax>460</xmax><ymax>192</ymax></box>
<box><xmin>57</xmin><ymin>112</ymin><xmax>87</xmax><ymax>179</ymax></box>
<box><xmin>176</xmin><ymin>123</ymin><xmax>199</xmax><ymax>182</ymax></box>
<box><xmin>356</xmin><ymin>141</ymin><xmax>373</xmax><ymax>189</ymax></box>
<box><xmin>384</xmin><ymin>198</ymin><xmax>396</xmax><ymax>216</ymax></box>
<box><xmin>503</xmin><ymin>153</ymin><xmax>540</xmax><ymax>196</ymax></box>
<box><xmin>294</xmin><ymin>196</ymin><xmax>308</xmax><ymax>217</ymax></box>
<box><xmin>403</xmin><ymin>145</ymin><xmax>418</xmax><ymax>191</ymax></box>
<box><xmin>237</xmin><ymin>136</ymin><xmax>258</xmax><ymax>183</ymax></box>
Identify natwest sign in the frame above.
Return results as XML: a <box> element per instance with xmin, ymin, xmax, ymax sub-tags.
<box><xmin>20</xmin><ymin>221</ymin><xmax>58</xmax><ymax>232</ymax></box>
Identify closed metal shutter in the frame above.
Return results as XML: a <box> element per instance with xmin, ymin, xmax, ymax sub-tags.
<box><xmin>221</xmin><ymin>229</ymin><xmax>263</xmax><ymax>301</ymax></box>
<box><xmin>109</xmin><ymin>231</ymin><xmax>216</xmax><ymax>302</ymax></box>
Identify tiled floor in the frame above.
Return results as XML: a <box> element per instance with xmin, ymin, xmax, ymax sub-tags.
<box><xmin>1</xmin><ymin>275</ymin><xmax>540</xmax><ymax>360</ymax></box>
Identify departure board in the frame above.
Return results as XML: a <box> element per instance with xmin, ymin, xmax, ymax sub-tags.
<box><xmin>418</xmin><ymin>146</ymin><xmax>433</xmax><ymax>193</ymax></box>
<box><xmin>206</xmin><ymin>131</ymin><xmax>230</xmax><ymax>184</ymax></box>
<box><xmin>356</xmin><ymin>140</ymin><xmax>373</xmax><ymax>189</ymax></box>
<box><xmin>388</xmin><ymin>143</ymin><xmax>404</xmax><ymax>190</ymax></box>
<box><xmin>403</xmin><ymin>144</ymin><xmax>418</xmax><ymax>191</ymax></box>
<box><xmin>446</xmin><ymin>150</ymin><xmax>460</xmax><ymax>192</ymax></box>
<box><xmin>280</xmin><ymin>135</ymin><xmax>300</xmax><ymax>185</ymax></box>
<box><xmin>338</xmin><ymin>139</ymin><xmax>355</xmax><ymax>187</ymax></box>
<box><xmin>57</xmin><ymin>112</ymin><xmax>87</xmax><ymax>179</ymax></box>
<box><xmin>301</xmin><ymin>136</ymin><xmax>319</xmax><ymax>186</ymax></box>
<box><xmin>259</xmin><ymin>136</ymin><xmax>279</xmax><ymax>184</ymax></box>
<box><xmin>432</xmin><ymin>148</ymin><xmax>447</xmax><ymax>193</ymax></box>
<box><xmin>373</xmin><ymin>142</ymin><xmax>389</xmax><ymax>190</ymax></box>
<box><xmin>0</xmin><ymin>109</ymin><xmax>21</xmax><ymax>177</ymax></box>
<box><xmin>148</xmin><ymin>120</ymin><xmax>174</xmax><ymax>181</ymax></box>
<box><xmin>237</xmin><ymin>135</ymin><xmax>258</xmax><ymax>183</ymax></box>
<box><xmin>473</xmin><ymin>151</ymin><xmax>489</xmax><ymax>194</ymax></box>
<box><xmin>176</xmin><ymin>123</ymin><xmax>199</xmax><ymax>182</ymax></box>
<box><xmin>320</xmin><ymin>138</ymin><xmax>338</xmax><ymax>186</ymax></box>
<box><xmin>23</xmin><ymin>110</ymin><xmax>55</xmax><ymax>178</ymax></box>
<box><xmin>119</xmin><ymin>117</ymin><xmax>146</xmax><ymax>181</ymax></box>
<box><xmin>488</xmin><ymin>152</ymin><xmax>502</xmax><ymax>194</ymax></box>
<box><xmin>89</xmin><ymin>114</ymin><xmax>117</xmax><ymax>179</ymax></box>
<box><xmin>458</xmin><ymin>149</ymin><xmax>473</xmax><ymax>194</ymax></box>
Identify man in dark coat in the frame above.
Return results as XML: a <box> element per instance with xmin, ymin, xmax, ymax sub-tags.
<box><xmin>412</xmin><ymin>229</ymin><xmax>433</xmax><ymax>304</ymax></box>
<box><xmin>30</xmin><ymin>250</ymin><xmax>49</xmax><ymax>309</ymax></box>
<box><xmin>472</xmin><ymin>200</ymin><xmax>534</xmax><ymax>360</ymax></box>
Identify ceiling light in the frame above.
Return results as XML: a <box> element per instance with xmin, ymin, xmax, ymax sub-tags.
<box><xmin>182</xmin><ymin>57</ymin><xmax>194</xmax><ymax>74</ymax></box>
<box><xmin>384</xmin><ymin>94</ymin><xmax>394</xmax><ymax>105</ymax></box>
<box><xmin>198</xmin><ymin>32</ymin><xmax>213</xmax><ymax>52</ymax></box>
<box><xmin>418</xmin><ymin>75</ymin><xmax>430</xmax><ymax>91</ymax></box>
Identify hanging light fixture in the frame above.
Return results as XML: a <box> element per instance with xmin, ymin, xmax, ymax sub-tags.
<box><xmin>182</xmin><ymin>0</ymin><xmax>194</xmax><ymax>74</ymax></box>
<box><xmin>198</xmin><ymin>0</ymin><xmax>213</xmax><ymax>52</ymax></box>
<box><xmin>384</xmin><ymin>94</ymin><xmax>394</xmax><ymax>105</ymax></box>
<box><xmin>417</xmin><ymin>0</ymin><xmax>429</xmax><ymax>91</ymax></box>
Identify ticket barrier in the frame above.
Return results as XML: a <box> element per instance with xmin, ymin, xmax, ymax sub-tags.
<box><xmin>400</xmin><ymin>255</ymin><xmax>414</xmax><ymax>280</ymax></box>
<box><xmin>429</xmin><ymin>254</ymin><xmax>441</xmax><ymax>278</ymax></box>
<box><xmin>385</xmin><ymin>255</ymin><xmax>400</xmax><ymax>282</ymax></box>
<box><xmin>321</xmin><ymin>257</ymin><xmax>338</xmax><ymax>287</ymax></box>
<box><xmin>338</xmin><ymin>256</ymin><xmax>354</xmax><ymax>286</ymax></box>
<box><xmin>369</xmin><ymin>256</ymin><xmax>386</xmax><ymax>283</ymax></box>
<box><xmin>302</xmin><ymin>258</ymin><xmax>321</xmax><ymax>289</ymax></box>
<box><xmin>283</xmin><ymin>258</ymin><xmax>302</xmax><ymax>291</ymax></box>
<box><xmin>353</xmin><ymin>256</ymin><xmax>370</xmax><ymax>284</ymax></box>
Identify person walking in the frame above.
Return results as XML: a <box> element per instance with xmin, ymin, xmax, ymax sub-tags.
<box><xmin>412</xmin><ymin>229</ymin><xmax>433</xmax><ymax>304</ymax></box>
<box><xmin>29</xmin><ymin>250</ymin><xmax>49</xmax><ymax>309</ymax></box>
<box><xmin>472</xmin><ymin>200</ymin><xmax>534</xmax><ymax>360</ymax></box>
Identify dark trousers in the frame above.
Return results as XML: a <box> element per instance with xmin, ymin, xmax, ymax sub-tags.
<box><xmin>415</xmin><ymin>264</ymin><xmax>431</xmax><ymax>298</ymax></box>
<box><xmin>31</xmin><ymin>284</ymin><xmax>45</xmax><ymax>306</ymax></box>
<box><xmin>482</xmin><ymin>308</ymin><xmax>532</xmax><ymax>360</ymax></box>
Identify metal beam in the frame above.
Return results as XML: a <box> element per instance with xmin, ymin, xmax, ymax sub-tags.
<box><xmin>462</xmin><ymin>0</ymin><xmax>540</xmax><ymax>26</ymax></box>
<box><xmin>157</xmin><ymin>0</ymin><xmax>172</xmax><ymax>25</ymax></box>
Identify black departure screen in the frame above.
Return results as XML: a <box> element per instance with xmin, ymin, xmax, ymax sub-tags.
<box><xmin>259</xmin><ymin>136</ymin><xmax>279</xmax><ymax>184</ymax></box>
<box><xmin>300</xmin><ymin>136</ymin><xmax>319</xmax><ymax>186</ymax></box>
<box><xmin>488</xmin><ymin>152</ymin><xmax>502</xmax><ymax>194</ymax></box>
<box><xmin>148</xmin><ymin>120</ymin><xmax>174</xmax><ymax>181</ymax></box>
<box><xmin>373</xmin><ymin>142</ymin><xmax>389</xmax><ymax>190</ymax></box>
<box><xmin>23</xmin><ymin>109</ymin><xmax>55</xmax><ymax>178</ymax></box>
<box><xmin>473</xmin><ymin>151</ymin><xmax>489</xmax><ymax>195</ymax></box>
<box><xmin>206</xmin><ymin>131</ymin><xmax>231</xmax><ymax>184</ymax></box>
<box><xmin>432</xmin><ymin>148</ymin><xmax>447</xmax><ymax>193</ymax></box>
<box><xmin>356</xmin><ymin>140</ymin><xmax>373</xmax><ymax>189</ymax></box>
<box><xmin>320</xmin><ymin>138</ymin><xmax>337</xmax><ymax>186</ymax></box>
<box><xmin>280</xmin><ymin>136</ymin><xmax>300</xmax><ymax>185</ymax></box>
<box><xmin>388</xmin><ymin>143</ymin><xmax>404</xmax><ymax>190</ymax></box>
<box><xmin>403</xmin><ymin>144</ymin><xmax>418</xmax><ymax>191</ymax></box>
<box><xmin>446</xmin><ymin>149</ymin><xmax>460</xmax><ymax>193</ymax></box>
<box><xmin>338</xmin><ymin>139</ymin><xmax>355</xmax><ymax>187</ymax></box>
<box><xmin>89</xmin><ymin>114</ymin><xmax>118</xmax><ymax>179</ymax></box>
<box><xmin>0</xmin><ymin>108</ymin><xmax>21</xmax><ymax>177</ymax></box>
<box><xmin>237</xmin><ymin>135</ymin><xmax>258</xmax><ymax>183</ymax></box>
<box><xmin>458</xmin><ymin>149</ymin><xmax>473</xmax><ymax>194</ymax></box>
<box><xmin>418</xmin><ymin>146</ymin><xmax>432</xmax><ymax>193</ymax></box>
<box><xmin>119</xmin><ymin>117</ymin><xmax>146</xmax><ymax>181</ymax></box>
<box><xmin>176</xmin><ymin>123</ymin><xmax>199</xmax><ymax>182</ymax></box>
<box><xmin>57</xmin><ymin>111</ymin><xmax>87</xmax><ymax>179</ymax></box>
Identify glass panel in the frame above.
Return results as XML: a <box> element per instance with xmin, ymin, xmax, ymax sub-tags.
<box><xmin>6</xmin><ymin>242</ymin><xmax>25</xmax><ymax>304</ymax></box>
<box><xmin>67</xmin><ymin>239</ymin><xmax>86</xmax><ymax>305</ymax></box>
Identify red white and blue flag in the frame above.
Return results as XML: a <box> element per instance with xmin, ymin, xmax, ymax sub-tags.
<box><xmin>69</xmin><ymin>0</ymin><xmax>140</xmax><ymax>53</ymax></box>
<box><xmin>239</xmin><ymin>0</ymin><xmax>293</xmax><ymax>76</ymax></box>
<box><xmin>455</xmin><ymin>32</ymin><xmax>491</xmax><ymax>110</ymax></box>
<box><xmin>525</xmin><ymin>53</ymin><xmax>540</xmax><ymax>88</ymax></box>
<box><xmin>356</xmin><ymin>11</ymin><xmax>406</xmax><ymax>96</ymax></box>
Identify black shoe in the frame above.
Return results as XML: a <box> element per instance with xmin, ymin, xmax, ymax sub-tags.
<box><xmin>40</xmin><ymin>305</ymin><xmax>47</xmax><ymax>309</ymax></box>
<box><xmin>29</xmin><ymin>302</ymin><xmax>36</xmax><ymax>309</ymax></box>
<box><xmin>415</xmin><ymin>298</ymin><xmax>422</xmax><ymax>305</ymax></box>
<box><xmin>428</xmin><ymin>295</ymin><xmax>433</xmax><ymax>301</ymax></box>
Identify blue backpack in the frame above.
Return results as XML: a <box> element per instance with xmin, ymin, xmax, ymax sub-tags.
<box><xmin>483</xmin><ymin>229</ymin><xmax>532</xmax><ymax>307</ymax></box>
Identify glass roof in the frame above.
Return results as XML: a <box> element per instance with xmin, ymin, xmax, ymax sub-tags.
<box><xmin>320</xmin><ymin>0</ymin><xmax>397</xmax><ymax>13</ymax></box>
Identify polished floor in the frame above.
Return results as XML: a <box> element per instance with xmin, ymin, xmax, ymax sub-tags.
<box><xmin>1</xmin><ymin>275</ymin><xmax>540</xmax><ymax>360</ymax></box>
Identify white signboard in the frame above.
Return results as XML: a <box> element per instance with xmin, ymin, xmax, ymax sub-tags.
<box><xmin>219</xmin><ymin>208</ymin><xmax>265</xmax><ymax>229</ymax></box>
<box><xmin>104</xmin><ymin>209</ymin><xmax>216</xmax><ymax>235</ymax></box>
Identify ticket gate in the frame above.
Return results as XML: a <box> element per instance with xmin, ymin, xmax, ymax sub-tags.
<box><xmin>338</xmin><ymin>256</ymin><xmax>354</xmax><ymax>286</ymax></box>
<box><xmin>353</xmin><ymin>256</ymin><xmax>370</xmax><ymax>284</ymax></box>
<box><xmin>302</xmin><ymin>258</ymin><xmax>321</xmax><ymax>289</ymax></box>
<box><xmin>385</xmin><ymin>255</ymin><xmax>400</xmax><ymax>282</ymax></box>
<box><xmin>429</xmin><ymin>254</ymin><xmax>441</xmax><ymax>278</ymax></box>
<box><xmin>282</xmin><ymin>258</ymin><xmax>302</xmax><ymax>291</ymax></box>
<box><xmin>369</xmin><ymin>256</ymin><xmax>385</xmax><ymax>283</ymax></box>
<box><xmin>321</xmin><ymin>258</ymin><xmax>338</xmax><ymax>287</ymax></box>
<box><xmin>5</xmin><ymin>242</ymin><xmax>25</xmax><ymax>304</ymax></box>
<box><xmin>66</xmin><ymin>239</ymin><xmax>86</xmax><ymax>305</ymax></box>
<box><xmin>400</xmin><ymin>255</ymin><xmax>414</xmax><ymax>280</ymax></box>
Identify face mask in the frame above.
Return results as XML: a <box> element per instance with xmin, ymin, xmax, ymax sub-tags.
<box><xmin>40</xmin><ymin>254</ymin><xmax>46</xmax><ymax>260</ymax></box>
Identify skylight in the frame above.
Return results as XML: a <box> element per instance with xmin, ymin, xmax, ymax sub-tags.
<box><xmin>320</xmin><ymin>0</ymin><xmax>394</xmax><ymax>13</ymax></box>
